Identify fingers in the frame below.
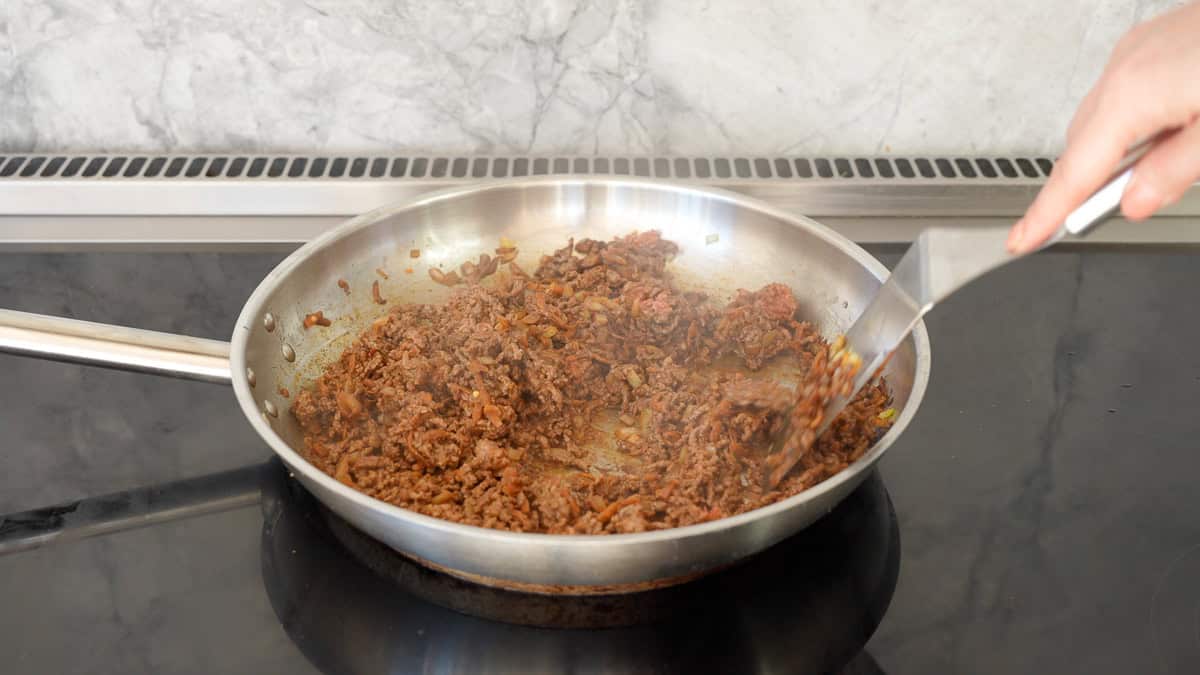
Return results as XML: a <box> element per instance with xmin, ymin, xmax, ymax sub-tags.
<box><xmin>1066</xmin><ymin>86</ymin><xmax>1099</xmax><ymax>144</ymax></box>
<box><xmin>1121</xmin><ymin>120</ymin><xmax>1200</xmax><ymax>220</ymax></box>
<box><xmin>1007</xmin><ymin>109</ymin><xmax>1140</xmax><ymax>253</ymax></box>
<box><xmin>1109</xmin><ymin>21</ymin><xmax>1152</xmax><ymax>62</ymax></box>
<box><xmin>1009</xmin><ymin>2</ymin><xmax>1200</xmax><ymax>254</ymax></box>
<box><xmin>1067</xmin><ymin>27</ymin><xmax>1142</xmax><ymax>145</ymax></box>
<box><xmin>1067</xmin><ymin>21</ymin><xmax>1152</xmax><ymax>145</ymax></box>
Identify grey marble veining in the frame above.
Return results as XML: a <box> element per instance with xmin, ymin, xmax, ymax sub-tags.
<box><xmin>0</xmin><ymin>0</ymin><xmax>1183</xmax><ymax>156</ymax></box>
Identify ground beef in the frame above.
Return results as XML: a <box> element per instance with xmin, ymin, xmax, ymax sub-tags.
<box><xmin>292</xmin><ymin>231</ymin><xmax>894</xmax><ymax>534</ymax></box>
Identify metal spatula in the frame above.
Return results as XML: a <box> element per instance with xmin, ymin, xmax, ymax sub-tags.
<box><xmin>764</xmin><ymin>143</ymin><xmax>1154</xmax><ymax>489</ymax></box>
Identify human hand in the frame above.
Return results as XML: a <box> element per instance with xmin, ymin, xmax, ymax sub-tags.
<box><xmin>1007</xmin><ymin>1</ymin><xmax>1200</xmax><ymax>253</ymax></box>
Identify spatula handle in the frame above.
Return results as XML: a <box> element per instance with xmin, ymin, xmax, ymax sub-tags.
<box><xmin>1046</xmin><ymin>134</ymin><xmax>1162</xmax><ymax>246</ymax></box>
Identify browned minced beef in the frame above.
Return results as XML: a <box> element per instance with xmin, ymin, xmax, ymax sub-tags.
<box><xmin>292</xmin><ymin>231</ymin><xmax>893</xmax><ymax>534</ymax></box>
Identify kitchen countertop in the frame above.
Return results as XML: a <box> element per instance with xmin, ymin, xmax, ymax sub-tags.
<box><xmin>1</xmin><ymin>245</ymin><xmax>1198</xmax><ymax>673</ymax></box>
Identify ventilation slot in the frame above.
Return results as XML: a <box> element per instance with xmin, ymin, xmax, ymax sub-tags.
<box><xmin>1</xmin><ymin>157</ymin><xmax>25</xmax><ymax>177</ymax></box>
<box><xmin>124</xmin><ymin>157</ymin><xmax>148</xmax><ymax>177</ymax></box>
<box><xmin>79</xmin><ymin>157</ymin><xmax>105</xmax><ymax>177</ymax></box>
<box><xmin>41</xmin><ymin>156</ymin><xmax>66</xmax><ymax>177</ymax></box>
<box><xmin>0</xmin><ymin>153</ymin><xmax>1057</xmax><ymax>183</ymax></box>
<box><xmin>102</xmin><ymin>157</ymin><xmax>126</xmax><ymax>177</ymax></box>
<box><xmin>20</xmin><ymin>157</ymin><xmax>45</xmax><ymax>177</ymax></box>
<box><xmin>164</xmin><ymin>157</ymin><xmax>186</xmax><ymax>178</ymax></box>
<box><xmin>62</xmin><ymin>157</ymin><xmax>85</xmax><ymax>177</ymax></box>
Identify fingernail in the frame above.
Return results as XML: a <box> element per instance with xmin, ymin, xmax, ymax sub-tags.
<box><xmin>1125</xmin><ymin>177</ymin><xmax>1163</xmax><ymax>216</ymax></box>
<box><xmin>1006</xmin><ymin>219</ymin><xmax>1026</xmax><ymax>253</ymax></box>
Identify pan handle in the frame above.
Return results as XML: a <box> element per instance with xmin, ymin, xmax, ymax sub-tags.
<box><xmin>0</xmin><ymin>309</ymin><xmax>232</xmax><ymax>384</ymax></box>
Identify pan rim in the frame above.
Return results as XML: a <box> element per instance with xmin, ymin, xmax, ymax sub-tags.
<box><xmin>230</xmin><ymin>177</ymin><xmax>931</xmax><ymax>547</ymax></box>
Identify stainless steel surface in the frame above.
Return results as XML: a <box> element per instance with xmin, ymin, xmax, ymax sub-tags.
<box><xmin>0</xmin><ymin>178</ymin><xmax>929</xmax><ymax>588</ymax></box>
<box><xmin>1</xmin><ymin>180</ymin><xmax>1072</xmax><ymax>217</ymax></box>
<box><xmin>850</xmin><ymin>146</ymin><xmax>1148</xmax><ymax>393</ymax></box>
<box><xmin>7</xmin><ymin>215</ymin><xmax>1200</xmax><ymax>253</ymax></box>
<box><xmin>1</xmin><ymin>153</ymin><xmax>1199</xmax><ymax>251</ymax></box>
<box><xmin>0</xmin><ymin>308</ymin><xmax>232</xmax><ymax>383</ymax></box>
<box><xmin>0</xmin><ymin>153</ymin><xmax>1056</xmax><ymax>184</ymax></box>
<box><xmin>1056</xmin><ymin>132</ymin><xmax>1166</xmax><ymax>240</ymax></box>
<box><xmin>1064</xmin><ymin>170</ymin><xmax>1134</xmax><ymax>237</ymax></box>
<box><xmin>767</xmin><ymin>149</ymin><xmax>1147</xmax><ymax>486</ymax></box>
<box><xmin>0</xmin><ymin>154</ymin><xmax>1060</xmax><ymax>221</ymax></box>
<box><xmin>1052</xmin><ymin>134</ymin><xmax>1158</xmax><ymax>242</ymax></box>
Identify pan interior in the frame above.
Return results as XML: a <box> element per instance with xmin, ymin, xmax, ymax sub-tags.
<box><xmin>235</xmin><ymin>180</ymin><xmax>920</xmax><ymax>521</ymax></box>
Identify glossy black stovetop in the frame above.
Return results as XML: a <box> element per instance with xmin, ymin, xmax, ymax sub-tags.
<box><xmin>3</xmin><ymin>247</ymin><xmax>1200</xmax><ymax>674</ymax></box>
<box><xmin>262</xmin><ymin>460</ymin><xmax>895</xmax><ymax>673</ymax></box>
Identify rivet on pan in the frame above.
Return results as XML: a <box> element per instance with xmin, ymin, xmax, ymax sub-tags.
<box><xmin>246</xmin><ymin>367</ymin><xmax>257</xmax><ymax>388</ymax></box>
<box><xmin>264</xmin><ymin>400</ymin><xmax>279</xmax><ymax>418</ymax></box>
<box><xmin>282</xmin><ymin>343</ymin><xmax>296</xmax><ymax>362</ymax></box>
<box><xmin>263</xmin><ymin>313</ymin><xmax>276</xmax><ymax>332</ymax></box>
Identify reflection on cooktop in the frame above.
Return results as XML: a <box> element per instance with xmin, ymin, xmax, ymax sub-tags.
<box><xmin>259</xmin><ymin>459</ymin><xmax>899</xmax><ymax>674</ymax></box>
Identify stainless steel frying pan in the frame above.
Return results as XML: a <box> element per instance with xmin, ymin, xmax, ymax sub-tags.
<box><xmin>0</xmin><ymin>179</ymin><xmax>930</xmax><ymax>593</ymax></box>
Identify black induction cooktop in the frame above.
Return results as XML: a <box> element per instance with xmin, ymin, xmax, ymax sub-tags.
<box><xmin>262</xmin><ymin>458</ymin><xmax>895</xmax><ymax>673</ymax></box>
<box><xmin>2</xmin><ymin>247</ymin><xmax>1200</xmax><ymax>674</ymax></box>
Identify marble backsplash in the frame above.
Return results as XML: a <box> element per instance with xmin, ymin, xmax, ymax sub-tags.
<box><xmin>0</xmin><ymin>0</ymin><xmax>1183</xmax><ymax>156</ymax></box>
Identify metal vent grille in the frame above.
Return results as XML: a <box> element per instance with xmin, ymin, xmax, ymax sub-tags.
<box><xmin>0</xmin><ymin>154</ymin><xmax>1055</xmax><ymax>181</ymax></box>
<box><xmin>2</xmin><ymin>153</ymin><xmax>1198</xmax><ymax>249</ymax></box>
